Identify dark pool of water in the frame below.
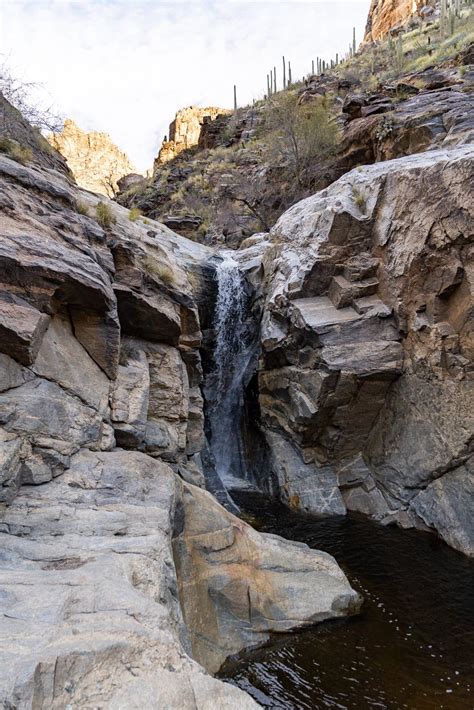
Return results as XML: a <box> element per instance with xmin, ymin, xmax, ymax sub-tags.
<box><xmin>220</xmin><ymin>493</ymin><xmax>474</xmax><ymax>710</ymax></box>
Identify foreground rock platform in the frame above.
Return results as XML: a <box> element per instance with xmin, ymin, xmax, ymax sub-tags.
<box><xmin>0</xmin><ymin>449</ymin><xmax>360</xmax><ymax>708</ymax></box>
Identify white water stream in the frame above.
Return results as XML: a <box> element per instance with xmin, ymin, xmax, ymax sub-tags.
<box><xmin>208</xmin><ymin>252</ymin><xmax>255</xmax><ymax>490</ymax></box>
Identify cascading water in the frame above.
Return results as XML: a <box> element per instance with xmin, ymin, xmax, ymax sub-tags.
<box><xmin>206</xmin><ymin>252</ymin><xmax>256</xmax><ymax>495</ymax></box>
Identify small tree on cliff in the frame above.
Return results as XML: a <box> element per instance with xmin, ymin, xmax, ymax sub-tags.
<box><xmin>264</xmin><ymin>92</ymin><xmax>338</xmax><ymax>188</ymax></box>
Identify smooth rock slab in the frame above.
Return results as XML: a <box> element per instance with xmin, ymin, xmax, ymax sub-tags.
<box><xmin>174</xmin><ymin>480</ymin><xmax>359</xmax><ymax>673</ymax></box>
<box><xmin>0</xmin><ymin>449</ymin><xmax>359</xmax><ymax>706</ymax></box>
<box><xmin>0</xmin><ymin>450</ymin><xmax>258</xmax><ymax>709</ymax></box>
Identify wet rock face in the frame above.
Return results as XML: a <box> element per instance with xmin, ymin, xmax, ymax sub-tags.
<box><xmin>256</xmin><ymin>145</ymin><xmax>474</xmax><ymax>556</ymax></box>
<box><xmin>47</xmin><ymin>118</ymin><xmax>136</xmax><ymax>196</ymax></box>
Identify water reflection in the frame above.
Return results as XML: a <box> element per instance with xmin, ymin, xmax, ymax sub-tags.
<box><xmin>220</xmin><ymin>493</ymin><xmax>474</xmax><ymax>710</ymax></box>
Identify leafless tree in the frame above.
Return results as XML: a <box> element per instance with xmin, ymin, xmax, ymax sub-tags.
<box><xmin>0</xmin><ymin>59</ymin><xmax>63</xmax><ymax>132</ymax></box>
<box><xmin>264</xmin><ymin>92</ymin><xmax>338</xmax><ymax>188</ymax></box>
<box><xmin>101</xmin><ymin>165</ymin><xmax>119</xmax><ymax>198</ymax></box>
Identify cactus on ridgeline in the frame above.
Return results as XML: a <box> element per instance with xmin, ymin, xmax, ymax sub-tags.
<box><xmin>440</xmin><ymin>0</ymin><xmax>447</xmax><ymax>35</ymax></box>
<box><xmin>336</xmin><ymin>53</ymin><xmax>339</xmax><ymax>66</ymax></box>
<box><xmin>288</xmin><ymin>61</ymin><xmax>292</xmax><ymax>86</ymax></box>
<box><xmin>234</xmin><ymin>85</ymin><xmax>237</xmax><ymax>111</ymax></box>
<box><xmin>283</xmin><ymin>56</ymin><xmax>286</xmax><ymax>89</ymax></box>
<box><xmin>274</xmin><ymin>66</ymin><xmax>277</xmax><ymax>92</ymax></box>
<box><xmin>396</xmin><ymin>33</ymin><xmax>404</xmax><ymax>73</ymax></box>
<box><xmin>388</xmin><ymin>30</ymin><xmax>394</xmax><ymax>52</ymax></box>
<box><xmin>450</xmin><ymin>7</ymin><xmax>456</xmax><ymax>33</ymax></box>
<box><xmin>352</xmin><ymin>27</ymin><xmax>356</xmax><ymax>55</ymax></box>
<box><xmin>312</xmin><ymin>59</ymin><xmax>315</xmax><ymax>75</ymax></box>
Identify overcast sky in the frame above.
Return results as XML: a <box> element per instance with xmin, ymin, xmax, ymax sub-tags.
<box><xmin>1</xmin><ymin>0</ymin><xmax>369</xmax><ymax>171</ymax></box>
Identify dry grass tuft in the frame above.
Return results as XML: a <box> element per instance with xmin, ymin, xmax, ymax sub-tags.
<box><xmin>0</xmin><ymin>137</ymin><xmax>33</xmax><ymax>164</ymax></box>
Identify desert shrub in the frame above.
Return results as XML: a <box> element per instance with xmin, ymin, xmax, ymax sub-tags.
<box><xmin>352</xmin><ymin>187</ymin><xmax>367</xmax><ymax>213</ymax></box>
<box><xmin>119</xmin><ymin>341</ymin><xmax>140</xmax><ymax>365</ymax></box>
<box><xmin>95</xmin><ymin>201</ymin><xmax>116</xmax><ymax>228</ymax></box>
<box><xmin>0</xmin><ymin>137</ymin><xmax>33</xmax><ymax>164</ymax></box>
<box><xmin>128</xmin><ymin>207</ymin><xmax>142</xmax><ymax>222</ymax></box>
<box><xmin>264</xmin><ymin>92</ymin><xmax>339</xmax><ymax>186</ymax></box>
<box><xmin>75</xmin><ymin>200</ymin><xmax>89</xmax><ymax>215</ymax></box>
<box><xmin>143</xmin><ymin>255</ymin><xmax>175</xmax><ymax>284</ymax></box>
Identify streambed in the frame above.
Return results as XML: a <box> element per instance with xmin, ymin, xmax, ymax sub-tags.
<box><xmin>221</xmin><ymin>493</ymin><xmax>474</xmax><ymax>710</ymax></box>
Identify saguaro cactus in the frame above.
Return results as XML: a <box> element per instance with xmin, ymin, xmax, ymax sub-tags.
<box><xmin>353</xmin><ymin>27</ymin><xmax>356</xmax><ymax>55</ymax></box>
<box><xmin>234</xmin><ymin>85</ymin><xmax>237</xmax><ymax>110</ymax></box>
<box><xmin>283</xmin><ymin>56</ymin><xmax>286</xmax><ymax>89</ymax></box>
<box><xmin>288</xmin><ymin>61</ymin><xmax>292</xmax><ymax>86</ymax></box>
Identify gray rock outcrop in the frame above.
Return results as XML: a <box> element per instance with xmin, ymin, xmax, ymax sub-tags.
<box><xmin>252</xmin><ymin>145</ymin><xmax>474</xmax><ymax>556</ymax></box>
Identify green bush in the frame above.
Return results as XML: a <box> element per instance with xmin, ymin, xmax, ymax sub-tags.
<box><xmin>264</xmin><ymin>93</ymin><xmax>339</xmax><ymax>186</ymax></box>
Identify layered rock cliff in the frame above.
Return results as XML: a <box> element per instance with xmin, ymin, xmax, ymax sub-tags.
<box><xmin>239</xmin><ymin>145</ymin><xmax>473</xmax><ymax>557</ymax></box>
<box><xmin>47</xmin><ymin>119</ymin><xmax>136</xmax><ymax>196</ymax></box>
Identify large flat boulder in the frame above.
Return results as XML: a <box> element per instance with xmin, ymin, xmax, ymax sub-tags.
<box><xmin>173</xmin><ymin>478</ymin><xmax>360</xmax><ymax>673</ymax></box>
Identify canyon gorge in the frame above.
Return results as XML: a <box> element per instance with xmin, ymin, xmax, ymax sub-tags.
<box><xmin>0</xmin><ymin>0</ymin><xmax>473</xmax><ymax>707</ymax></box>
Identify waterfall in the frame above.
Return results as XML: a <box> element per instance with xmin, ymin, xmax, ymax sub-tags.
<box><xmin>207</xmin><ymin>252</ymin><xmax>254</xmax><ymax>492</ymax></box>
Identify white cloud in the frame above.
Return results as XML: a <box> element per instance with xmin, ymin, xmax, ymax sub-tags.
<box><xmin>1</xmin><ymin>0</ymin><xmax>368</xmax><ymax>171</ymax></box>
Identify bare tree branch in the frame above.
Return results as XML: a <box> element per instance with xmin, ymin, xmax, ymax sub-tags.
<box><xmin>0</xmin><ymin>59</ymin><xmax>63</xmax><ymax>132</ymax></box>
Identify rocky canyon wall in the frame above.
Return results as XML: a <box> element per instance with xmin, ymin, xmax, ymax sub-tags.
<box><xmin>48</xmin><ymin>119</ymin><xmax>137</xmax><ymax>196</ymax></box>
<box><xmin>155</xmin><ymin>106</ymin><xmax>230</xmax><ymax>166</ymax></box>
<box><xmin>364</xmin><ymin>0</ymin><xmax>432</xmax><ymax>42</ymax></box>
<box><xmin>242</xmin><ymin>145</ymin><xmax>473</xmax><ymax>557</ymax></box>
<box><xmin>0</xmin><ymin>96</ymin><xmax>360</xmax><ymax>707</ymax></box>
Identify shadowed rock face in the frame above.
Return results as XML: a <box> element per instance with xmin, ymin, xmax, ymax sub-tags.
<box><xmin>249</xmin><ymin>145</ymin><xmax>474</xmax><ymax>556</ymax></box>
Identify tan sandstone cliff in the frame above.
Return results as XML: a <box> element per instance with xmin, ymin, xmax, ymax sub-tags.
<box><xmin>364</xmin><ymin>0</ymin><xmax>433</xmax><ymax>42</ymax></box>
<box><xmin>47</xmin><ymin>118</ymin><xmax>136</xmax><ymax>196</ymax></box>
<box><xmin>156</xmin><ymin>106</ymin><xmax>230</xmax><ymax>166</ymax></box>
